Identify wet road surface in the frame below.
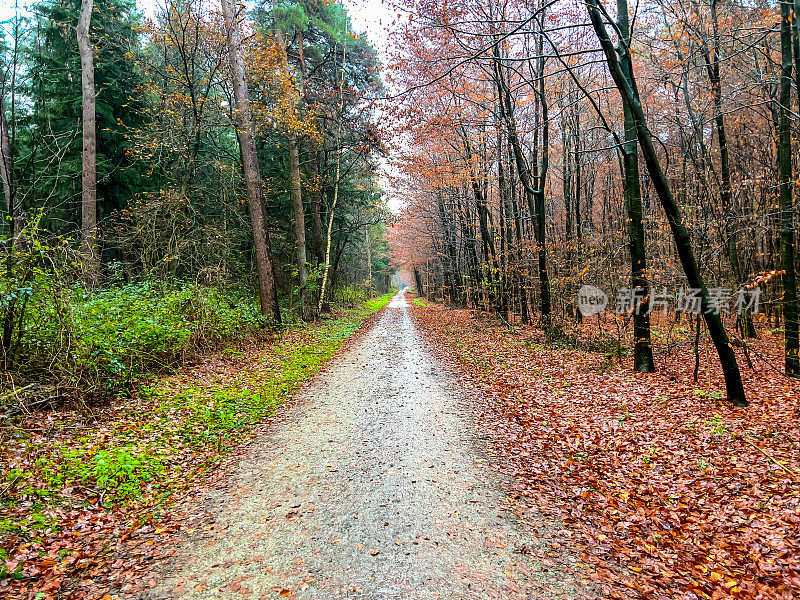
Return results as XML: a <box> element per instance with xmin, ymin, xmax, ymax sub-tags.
<box><xmin>143</xmin><ymin>290</ymin><xmax>572</xmax><ymax>599</ymax></box>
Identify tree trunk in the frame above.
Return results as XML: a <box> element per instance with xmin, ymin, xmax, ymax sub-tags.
<box><xmin>365</xmin><ymin>224</ymin><xmax>372</xmax><ymax>285</ymax></box>
<box><xmin>296</xmin><ymin>31</ymin><xmax>325</xmax><ymax>269</ymax></box>
<box><xmin>274</xmin><ymin>28</ymin><xmax>310</xmax><ymax>321</ymax></box>
<box><xmin>77</xmin><ymin>0</ymin><xmax>99</xmax><ymax>286</ymax></box>
<box><xmin>703</xmin><ymin>0</ymin><xmax>755</xmax><ymax>338</ymax></box>
<box><xmin>532</xmin><ymin>40</ymin><xmax>552</xmax><ymax>328</ymax></box>
<box><xmin>463</xmin><ymin>134</ymin><xmax>499</xmax><ymax>311</ymax></box>
<box><xmin>794</xmin><ymin>0</ymin><xmax>800</xmax><ymax>106</ymax></box>
<box><xmin>308</xmin><ymin>147</ymin><xmax>325</xmax><ymax>264</ymax></box>
<box><xmin>289</xmin><ymin>134</ymin><xmax>309</xmax><ymax>319</ymax></box>
<box><xmin>0</xmin><ymin>102</ymin><xmax>16</xmax><ymax>240</ymax></box>
<box><xmin>437</xmin><ymin>193</ymin><xmax>461</xmax><ymax>305</ymax></box>
<box><xmin>507</xmin><ymin>142</ymin><xmax>529</xmax><ymax>324</ymax></box>
<box><xmin>587</xmin><ymin>0</ymin><xmax>747</xmax><ymax>405</ymax></box>
<box><xmin>221</xmin><ymin>0</ymin><xmax>280</xmax><ymax>323</ymax></box>
<box><xmin>618</xmin><ymin>0</ymin><xmax>654</xmax><ymax>372</ymax></box>
<box><xmin>574</xmin><ymin>111</ymin><xmax>582</xmax><ymax>242</ymax></box>
<box><xmin>779</xmin><ymin>0</ymin><xmax>799</xmax><ymax>376</ymax></box>
<box><xmin>563</xmin><ymin>114</ymin><xmax>572</xmax><ymax>239</ymax></box>
<box><xmin>317</xmin><ymin>22</ymin><xmax>348</xmax><ymax>313</ymax></box>
<box><xmin>457</xmin><ymin>193</ymin><xmax>482</xmax><ymax>308</ymax></box>
<box><xmin>497</xmin><ymin>126</ymin><xmax>513</xmax><ymax>319</ymax></box>
<box><xmin>493</xmin><ymin>39</ymin><xmax>550</xmax><ymax>327</ymax></box>
<box><xmin>413</xmin><ymin>267</ymin><xmax>425</xmax><ymax>297</ymax></box>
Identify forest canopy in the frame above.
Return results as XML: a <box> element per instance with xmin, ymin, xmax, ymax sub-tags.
<box><xmin>388</xmin><ymin>0</ymin><xmax>800</xmax><ymax>405</ymax></box>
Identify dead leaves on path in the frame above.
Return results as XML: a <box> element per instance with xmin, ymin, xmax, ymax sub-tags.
<box><xmin>412</xmin><ymin>303</ymin><xmax>800</xmax><ymax>600</ymax></box>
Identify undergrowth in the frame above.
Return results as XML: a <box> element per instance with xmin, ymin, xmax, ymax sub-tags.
<box><xmin>5</xmin><ymin>279</ymin><xmax>265</xmax><ymax>401</ymax></box>
<box><xmin>0</xmin><ymin>220</ymin><xmax>275</xmax><ymax>404</ymax></box>
<box><xmin>1</xmin><ymin>291</ymin><xmax>393</xmax><ymax>515</ymax></box>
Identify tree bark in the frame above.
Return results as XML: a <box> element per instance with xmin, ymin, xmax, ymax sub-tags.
<box><xmin>779</xmin><ymin>0</ymin><xmax>799</xmax><ymax>376</ymax></box>
<box><xmin>618</xmin><ymin>0</ymin><xmax>654</xmax><ymax>372</ymax></box>
<box><xmin>221</xmin><ymin>0</ymin><xmax>281</xmax><ymax>323</ymax></box>
<box><xmin>794</xmin><ymin>0</ymin><xmax>800</xmax><ymax>106</ymax></box>
<box><xmin>77</xmin><ymin>0</ymin><xmax>100</xmax><ymax>286</ymax></box>
<box><xmin>274</xmin><ymin>27</ymin><xmax>310</xmax><ymax>321</ymax></box>
<box><xmin>0</xmin><ymin>102</ymin><xmax>16</xmax><ymax>240</ymax></box>
<box><xmin>308</xmin><ymin>147</ymin><xmax>325</xmax><ymax>265</ymax></box>
<box><xmin>574</xmin><ymin>109</ymin><xmax>582</xmax><ymax>242</ymax></box>
<box><xmin>587</xmin><ymin>0</ymin><xmax>747</xmax><ymax>405</ymax></box>
<box><xmin>365</xmin><ymin>224</ymin><xmax>372</xmax><ymax>285</ymax></box>
<box><xmin>289</xmin><ymin>134</ymin><xmax>309</xmax><ymax>319</ymax></box>
<box><xmin>413</xmin><ymin>267</ymin><xmax>425</xmax><ymax>297</ymax></box>
<box><xmin>506</xmin><ymin>131</ymin><xmax>529</xmax><ymax>324</ymax></box>
<box><xmin>533</xmin><ymin>42</ymin><xmax>552</xmax><ymax>328</ymax></box>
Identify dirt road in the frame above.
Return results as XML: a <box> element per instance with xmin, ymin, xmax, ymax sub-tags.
<box><xmin>144</xmin><ymin>290</ymin><xmax>573</xmax><ymax>599</ymax></box>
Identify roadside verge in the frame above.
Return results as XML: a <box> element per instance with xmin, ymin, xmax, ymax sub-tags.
<box><xmin>0</xmin><ymin>292</ymin><xmax>395</xmax><ymax>600</ymax></box>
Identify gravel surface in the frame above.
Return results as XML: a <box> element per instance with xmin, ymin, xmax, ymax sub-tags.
<box><xmin>143</xmin><ymin>290</ymin><xmax>575</xmax><ymax>599</ymax></box>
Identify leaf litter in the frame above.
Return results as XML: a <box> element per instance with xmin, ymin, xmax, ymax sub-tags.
<box><xmin>410</xmin><ymin>301</ymin><xmax>800</xmax><ymax>600</ymax></box>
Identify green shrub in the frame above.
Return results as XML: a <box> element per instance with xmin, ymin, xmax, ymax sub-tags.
<box><xmin>8</xmin><ymin>274</ymin><xmax>265</xmax><ymax>397</ymax></box>
<box><xmin>0</xmin><ymin>218</ymin><xmax>389</xmax><ymax>403</ymax></box>
<box><xmin>332</xmin><ymin>283</ymin><xmax>378</xmax><ymax>307</ymax></box>
<box><xmin>362</xmin><ymin>292</ymin><xmax>394</xmax><ymax>314</ymax></box>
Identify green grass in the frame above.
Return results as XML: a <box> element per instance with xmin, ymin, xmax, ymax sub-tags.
<box><xmin>412</xmin><ymin>297</ymin><xmax>427</xmax><ymax>306</ymax></box>
<box><xmin>361</xmin><ymin>291</ymin><xmax>394</xmax><ymax>314</ymax></box>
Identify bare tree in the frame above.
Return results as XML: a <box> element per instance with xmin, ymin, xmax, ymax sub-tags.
<box><xmin>778</xmin><ymin>0</ymin><xmax>798</xmax><ymax>376</ymax></box>
<box><xmin>586</xmin><ymin>0</ymin><xmax>747</xmax><ymax>405</ymax></box>
<box><xmin>616</xmin><ymin>0</ymin><xmax>654</xmax><ymax>372</ymax></box>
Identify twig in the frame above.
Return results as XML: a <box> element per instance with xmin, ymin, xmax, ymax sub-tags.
<box><xmin>0</xmin><ymin>383</ymin><xmax>34</xmax><ymax>404</ymax></box>
<box><xmin>0</xmin><ymin>475</ymin><xmax>20</xmax><ymax>499</ymax></box>
<box><xmin>741</xmin><ymin>437</ymin><xmax>797</xmax><ymax>478</ymax></box>
<box><xmin>743</xmin><ymin>343</ymin><xmax>792</xmax><ymax>377</ymax></box>
<box><xmin>496</xmin><ymin>313</ymin><xmax>519</xmax><ymax>334</ymax></box>
<box><xmin>1</xmin><ymin>395</ymin><xmax>54</xmax><ymax>418</ymax></box>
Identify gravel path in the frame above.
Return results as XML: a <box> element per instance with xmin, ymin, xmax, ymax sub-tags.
<box><xmin>144</xmin><ymin>291</ymin><xmax>573</xmax><ymax>599</ymax></box>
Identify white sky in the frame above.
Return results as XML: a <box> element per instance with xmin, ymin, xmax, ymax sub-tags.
<box><xmin>340</xmin><ymin>0</ymin><xmax>405</xmax><ymax>213</ymax></box>
<box><xmin>342</xmin><ymin>0</ymin><xmax>395</xmax><ymax>63</ymax></box>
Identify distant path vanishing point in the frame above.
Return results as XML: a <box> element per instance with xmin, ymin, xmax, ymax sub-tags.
<box><xmin>143</xmin><ymin>289</ymin><xmax>575</xmax><ymax>599</ymax></box>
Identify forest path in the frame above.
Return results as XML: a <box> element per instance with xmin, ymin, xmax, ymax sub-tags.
<box><xmin>143</xmin><ymin>290</ymin><xmax>571</xmax><ymax>599</ymax></box>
